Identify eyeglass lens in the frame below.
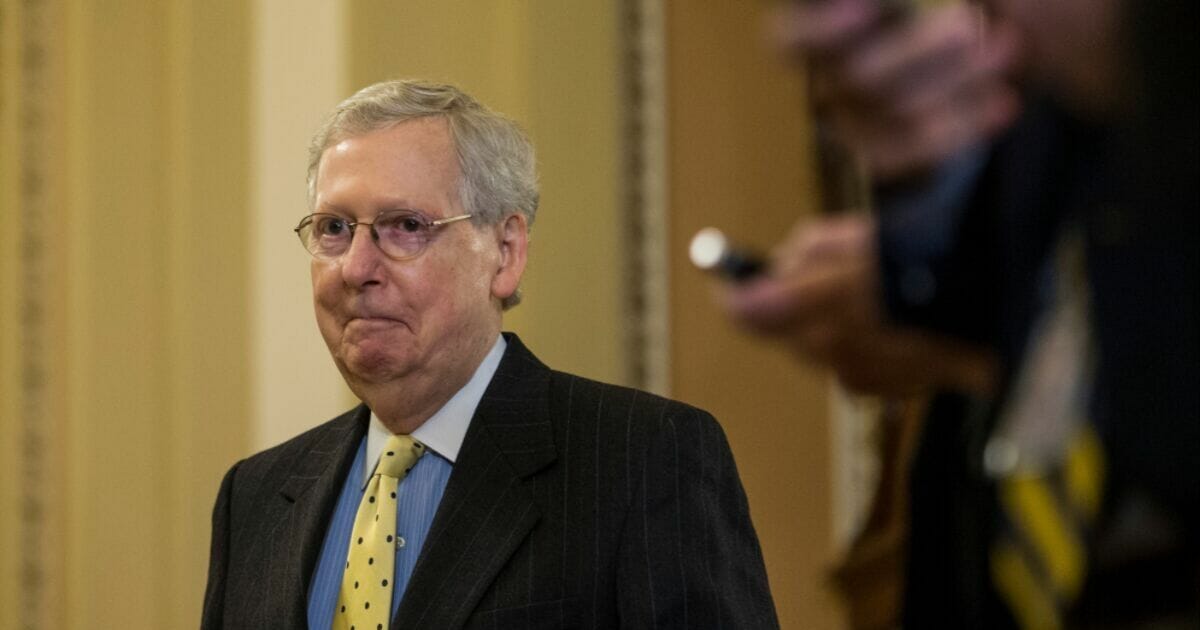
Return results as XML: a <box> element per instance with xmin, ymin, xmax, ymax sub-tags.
<box><xmin>299</xmin><ymin>211</ymin><xmax>432</xmax><ymax>259</ymax></box>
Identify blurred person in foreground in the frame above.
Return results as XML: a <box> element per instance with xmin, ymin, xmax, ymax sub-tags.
<box><xmin>722</xmin><ymin>0</ymin><xmax>1197</xmax><ymax>627</ymax></box>
<box><xmin>202</xmin><ymin>79</ymin><xmax>778</xmax><ymax>630</ymax></box>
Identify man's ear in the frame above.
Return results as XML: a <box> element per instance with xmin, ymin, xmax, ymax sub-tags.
<box><xmin>491</xmin><ymin>213</ymin><xmax>528</xmax><ymax>301</ymax></box>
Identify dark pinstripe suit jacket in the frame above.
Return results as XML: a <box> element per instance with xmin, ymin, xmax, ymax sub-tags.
<box><xmin>201</xmin><ymin>334</ymin><xmax>778</xmax><ymax>629</ymax></box>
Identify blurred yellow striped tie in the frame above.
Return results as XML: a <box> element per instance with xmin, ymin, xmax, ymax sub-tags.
<box><xmin>989</xmin><ymin>231</ymin><xmax>1103</xmax><ymax>629</ymax></box>
<box><xmin>991</xmin><ymin>424</ymin><xmax>1104</xmax><ymax>629</ymax></box>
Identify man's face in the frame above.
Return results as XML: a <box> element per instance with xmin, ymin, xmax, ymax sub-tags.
<box><xmin>310</xmin><ymin>118</ymin><xmax>506</xmax><ymax>391</ymax></box>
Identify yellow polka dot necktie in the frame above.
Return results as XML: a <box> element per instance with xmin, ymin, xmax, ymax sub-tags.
<box><xmin>333</xmin><ymin>435</ymin><xmax>425</xmax><ymax>630</ymax></box>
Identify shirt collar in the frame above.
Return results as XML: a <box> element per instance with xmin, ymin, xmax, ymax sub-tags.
<box><xmin>363</xmin><ymin>334</ymin><xmax>507</xmax><ymax>486</ymax></box>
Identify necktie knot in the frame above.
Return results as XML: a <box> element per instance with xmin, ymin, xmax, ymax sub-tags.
<box><xmin>375</xmin><ymin>434</ymin><xmax>425</xmax><ymax>480</ymax></box>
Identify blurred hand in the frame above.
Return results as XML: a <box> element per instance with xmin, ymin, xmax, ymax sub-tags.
<box><xmin>721</xmin><ymin>214</ymin><xmax>997</xmax><ymax>396</ymax></box>
<box><xmin>773</xmin><ymin>0</ymin><xmax>1023</xmax><ymax>180</ymax></box>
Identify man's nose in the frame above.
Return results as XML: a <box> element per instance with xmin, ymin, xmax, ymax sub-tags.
<box><xmin>339</xmin><ymin>226</ymin><xmax>384</xmax><ymax>286</ymax></box>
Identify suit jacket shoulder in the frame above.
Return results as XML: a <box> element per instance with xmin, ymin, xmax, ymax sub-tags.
<box><xmin>203</xmin><ymin>406</ymin><xmax>368</xmax><ymax>629</ymax></box>
<box><xmin>395</xmin><ymin>334</ymin><xmax>778</xmax><ymax>629</ymax></box>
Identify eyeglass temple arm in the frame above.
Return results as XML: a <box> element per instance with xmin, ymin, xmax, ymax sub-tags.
<box><xmin>430</xmin><ymin>214</ymin><xmax>473</xmax><ymax>227</ymax></box>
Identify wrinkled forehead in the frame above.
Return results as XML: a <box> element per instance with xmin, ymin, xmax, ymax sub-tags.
<box><xmin>310</xmin><ymin>116</ymin><xmax>464</xmax><ymax>207</ymax></box>
<box><xmin>313</xmin><ymin>118</ymin><xmax>465</xmax><ymax>212</ymax></box>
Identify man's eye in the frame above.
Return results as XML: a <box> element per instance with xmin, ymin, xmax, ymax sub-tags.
<box><xmin>314</xmin><ymin>217</ymin><xmax>349</xmax><ymax>237</ymax></box>
<box><xmin>378</xmin><ymin>214</ymin><xmax>425</xmax><ymax>233</ymax></box>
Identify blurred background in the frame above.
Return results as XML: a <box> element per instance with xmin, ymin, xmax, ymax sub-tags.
<box><xmin>0</xmin><ymin>1</ymin><xmax>867</xmax><ymax>627</ymax></box>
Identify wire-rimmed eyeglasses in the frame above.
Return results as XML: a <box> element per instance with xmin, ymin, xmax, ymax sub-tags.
<box><xmin>294</xmin><ymin>210</ymin><xmax>474</xmax><ymax>260</ymax></box>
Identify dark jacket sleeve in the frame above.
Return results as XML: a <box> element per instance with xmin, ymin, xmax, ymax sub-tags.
<box><xmin>878</xmin><ymin>100</ymin><xmax>1079</xmax><ymax>349</ymax></box>
<box><xmin>616</xmin><ymin>405</ymin><xmax>779</xmax><ymax>629</ymax></box>
<box><xmin>875</xmin><ymin>147</ymin><xmax>1003</xmax><ymax>346</ymax></box>
<box><xmin>201</xmin><ymin>461</ymin><xmax>240</xmax><ymax>630</ymax></box>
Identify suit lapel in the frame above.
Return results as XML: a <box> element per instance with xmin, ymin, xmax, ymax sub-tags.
<box><xmin>272</xmin><ymin>405</ymin><xmax>369</xmax><ymax>626</ymax></box>
<box><xmin>394</xmin><ymin>335</ymin><xmax>558</xmax><ymax>630</ymax></box>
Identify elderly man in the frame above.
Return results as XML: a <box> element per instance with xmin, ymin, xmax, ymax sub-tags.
<box><xmin>201</xmin><ymin>80</ymin><xmax>778</xmax><ymax>630</ymax></box>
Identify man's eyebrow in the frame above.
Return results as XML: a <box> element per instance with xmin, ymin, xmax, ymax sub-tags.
<box><xmin>313</xmin><ymin>201</ymin><xmax>430</xmax><ymax>218</ymax></box>
<box><xmin>373</xmin><ymin>197</ymin><xmax>426</xmax><ymax>211</ymax></box>
<box><xmin>313</xmin><ymin>201</ymin><xmax>351</xmax><ymax>215</ymax></box>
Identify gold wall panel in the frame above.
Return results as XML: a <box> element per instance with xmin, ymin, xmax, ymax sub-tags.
<box><xmin>4</xmin><ymin>1</ymin><xmax>70</xmax><ymax>626</ymax></box>
<box><xmin>665</xmin><ymin>2</ymin><xmax>843</xmax><ymax>628</ymax></box>
<box><xmin>251</xmin><ymin>0</ymin><xmax>357</xmax><ymax>450</ymax></box>
<box><xmin>1</xmin><ymin>0</ymin><xmax>252</xmax><ymax>627</ymax></box>
<box><xmin>0</xmin><ymin>0</ymin><xmax>15</xmax><ymax>621</ymax></box>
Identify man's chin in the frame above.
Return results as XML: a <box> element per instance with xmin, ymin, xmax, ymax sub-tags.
<box><xmin>337</xmin><ymin>348</ymin><xmax>412</xmax><ymax>385</ymax></box>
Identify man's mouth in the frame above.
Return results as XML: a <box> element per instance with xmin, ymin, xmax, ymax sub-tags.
<box><xmin>344</xmin><ymin>315</ymin><xmax>409</xmax><ymax>334</ymax></box>
<box><xmin>347</xmin><ymin>315</ymin><xmax>401</xmax><ymax>324</ymax></box>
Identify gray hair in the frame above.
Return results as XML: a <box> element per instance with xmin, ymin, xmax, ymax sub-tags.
<box><xmin>307</xmin><ymin>79</ymin><xmax>539</xmax><ymax>308</ymax></box>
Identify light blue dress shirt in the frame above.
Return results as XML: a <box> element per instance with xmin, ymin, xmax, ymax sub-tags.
<box><xmin>306</xmin><ymin>335</ymin><xmax>507</xmax><ymax>628</ymax></box>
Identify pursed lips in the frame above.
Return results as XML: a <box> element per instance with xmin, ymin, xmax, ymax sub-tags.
<box><xmin>347</xmin><ymin>314</ymin><xmax>401</xmax><ymax>323</ymax></box>
<box><xmin>344</xmin><ymin>314</ymin><xmax>410</xmax><ymax>332</ymax></box>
